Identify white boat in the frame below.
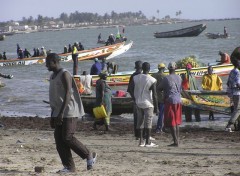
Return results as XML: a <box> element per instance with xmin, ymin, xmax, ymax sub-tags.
<box><xmin>105</xmin><ymin>41</ymin><xmax>133</xmax><ymax>60</ymax></box>
<box><xmin>0</xmin><ymin>57</ymin><xmax>45</xmax><ymax>67</ymax></box>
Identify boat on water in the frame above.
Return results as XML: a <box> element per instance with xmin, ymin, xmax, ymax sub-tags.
<box><xmin>205</xmin><ymin>33</ymin><xmax>229</xmax><ymax>39</ymax></box>
<box><xmin>0</xmin><ymin>57</ymin><xmax>45</xmax><ymax>67</ymax></box>
<box><xmin>0</xmin><ymin>41</ymin><xmax>133</xmax><ymax>67</ymax></box>
<box><xmin>90</xmin><ymin>64</ymin><xmax>234</xmax><ymax>87</ymax></box>
<box><xmin>59</xmin><ymin>41</ymin><xmax>130</xmax><ymax>62</ymax></box>
<box><xmin>154</xmin><ymin>24</ymin><xmax>207</xmax><ymax>38</ymax></box>
<box><xmin>0</xmin><ymin>34</ymin><xmax>6</xmax><ymax>41</ymax></box>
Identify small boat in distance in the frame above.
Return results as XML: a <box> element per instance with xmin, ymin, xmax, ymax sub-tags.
<box><xmin>154</xmin><ymin>24</ymin><xmax>207</xmax><ymax>38</ymax></box>
<box><xmin>205</xmin><ymin>33</ymin><xmax>229</xmax><ymax>39</ymax></box>
<box><xmin>0</xmin><ymin>34</ymin><xmax>6</xmax><ymax>41</ymax></box>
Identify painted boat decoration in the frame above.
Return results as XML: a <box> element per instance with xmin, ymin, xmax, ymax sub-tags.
<box><xmin>181</xmin><ymin>90</ymin><xmax>231</xmax><ymax>115</ymax></box>
<box><xmin>154</xmin><ymin>24</ymin><xmax>207</xmax><ymax>38</ymax></box>
<box><xmin>0</xmin><ymin>57</ymin><xmax>45</xmax><ymax>67</ymax></box>
<box><xmin>90</xmin><ymin>64</ymin><xmax>234</xmax><ymax>86</ymax></box>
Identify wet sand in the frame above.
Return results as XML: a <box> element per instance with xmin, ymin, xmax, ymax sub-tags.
<box><xmin>0</xmin><ymin>116</ymin><xmax>240</xmax><ymax>176</ymax></box>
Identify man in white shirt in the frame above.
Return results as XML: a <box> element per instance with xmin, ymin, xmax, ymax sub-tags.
<box><xmin>133</xmin><ymin>62</ymin><xmax>159</xmax><ymax>147</ymax></box>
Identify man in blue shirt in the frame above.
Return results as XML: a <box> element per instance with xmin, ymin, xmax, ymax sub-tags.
<box><xmin>90</xmin><ymin>58</ymin><xmax>102</xmax><ymax>75</ymax></box>
<box><xmin>225</xmin><ymin>46</ymin><xmax>240</xmax><ymax>132</ymax></box>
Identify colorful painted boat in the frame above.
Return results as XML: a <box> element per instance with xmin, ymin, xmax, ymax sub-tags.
<box><xmin>154</xmin><ymin>24</ymin><xmax>207</xmax><ymax>38</ymax></box>
<box><xmin>90</xmin><ymin>64</ymin><xmax>234</xmax><ymax>86</ymax></box>
<box><xmin>181</xmin><ymin>90</ymin><xmax>231</xmax><ymax>115</ymax></box>
<box><xmin>0</xmin><ymin>57</ymin><xmax>45</xmax><ymax>67</ymax></box>
<box><xmin>0</xmin><ymin>42</ymin><xmax>132</xmax><ymax>67</ymax></box>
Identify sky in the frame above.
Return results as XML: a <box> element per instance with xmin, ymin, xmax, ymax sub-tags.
<box><xmin>1</xmin><ymin>0</ymin><xmax>240</xmax><ymax>22</ymax></box>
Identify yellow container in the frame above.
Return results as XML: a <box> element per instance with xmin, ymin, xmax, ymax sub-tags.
<box><xmin>93</xmin><ymin>105</ymin><xmax>107</xmax><ymax>119</ymax></box>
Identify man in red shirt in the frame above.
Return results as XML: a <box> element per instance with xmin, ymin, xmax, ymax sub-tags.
<box><xmin>217</xmin><ymin>51</ymin><xmax>230</xmax><ymax>65</ymax></box>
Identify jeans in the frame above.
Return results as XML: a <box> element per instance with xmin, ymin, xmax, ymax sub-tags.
<box><xmin>156</xmin><ymin>103</ymin><xmax>164</xmax><ymax>131</ymax></box>
<box><xmin>54</xmin><ymin>117</ymin><xmax>90</xmax><ymax>170</ymax></box>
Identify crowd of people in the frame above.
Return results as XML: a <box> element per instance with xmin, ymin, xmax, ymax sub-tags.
<box><xmin>43</xmin><ymin>46</ymin><xmax>240</xmax><ymax>173</ymax></box>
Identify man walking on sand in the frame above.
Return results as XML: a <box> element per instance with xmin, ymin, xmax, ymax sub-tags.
<box><xmin>46</xmin><ymin>53</ymin><xmax>97</xmax><ymax>173</ymax></box>
<box><xmin>159</xmin><ymin>62</ymin><xmax>182</xmax><ymax>147</ymax></box>
<box><xmin>133</xmin><ymin>62</ymin><xmax>159</xmax><ymax>147</ymax></box>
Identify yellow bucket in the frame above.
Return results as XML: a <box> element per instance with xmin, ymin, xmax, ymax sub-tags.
<box><xmin>93</xmin><ymin>105</ymin><xmax>107</xmax><ymax>119</ymax></box>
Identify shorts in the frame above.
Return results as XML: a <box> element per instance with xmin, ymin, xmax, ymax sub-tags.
<box><xmin>164</xmin><ymin>103</ymin><xmax>182</xmax><ymax>127</ymax></box>
<box><xmin>137</xmin><ymin>107</ymin><xmax>154</xmax><ymax>129</ymax></box>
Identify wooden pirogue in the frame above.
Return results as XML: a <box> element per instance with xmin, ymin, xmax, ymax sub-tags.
<box><xmin>90</xmin><ymin>64</ymin><xmax>234</xmax><ymax>87</ymax></box>
<box><xmin>0</xmin><ymin>42</ymin><xmax>127</xmax><ymax>67</ymax></box>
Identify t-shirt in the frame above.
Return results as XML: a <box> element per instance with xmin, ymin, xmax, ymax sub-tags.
<box><xmin>90</xmin><ymin>62</ymin><xmax>102</xmax><ymax>75</ymax></box>
<box><xmin>160</xmin><ymin>74</ymin><xmax>182</xmax><ymax>104</ymax></box>
<box><xmin>152</xmin><ymin>72</ymin><xmax>166</xmax><ymax>103</ymax></box>
<box><xmin>133</xmin><ymin>74</ymin><xmax>156</xmax><ymax>109</ymax></box>
<box><xmin>227</xmin><ymin>68</ymin><xmax>240</xmax><ymax>95</ymax></box>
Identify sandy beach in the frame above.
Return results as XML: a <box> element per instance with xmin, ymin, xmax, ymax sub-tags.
<box><xmin>0</xmin><ymin>116</ymin><xmax>240</xmax><ymax>176</ymax></box>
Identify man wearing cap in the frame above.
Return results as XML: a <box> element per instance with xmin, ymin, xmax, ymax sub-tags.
<box><xmin>152</xmin><ymin>63</ymin><xmax>166</xmax><ymax>133</ymax></box>
<box><xmin>159</xmin><ymin>62</ymin><xmax>182</xmax><ymax>147</ymax></box>
<box><xmin>225</xmin><ymin>47</ymin><xmax>240</xmax><ymax>132</ymax></box>
<box><xmin>133</xmin><ymin>62</ymin><xmax>159</xmax><ymax>147</ymax></box>
<box><xmin>217</xmin><ymin>51</ymin><xmax>230</xmax><ymax>65</ymax></box>
<box><xmin>90</xmin><ymin>58</ymin><xmax>102</xmax><ymax>75</ymax></box>
<box><xmin>127</xmin><ymin>60</ymin><xmax>142</xmax><ymax>139</ymax></box>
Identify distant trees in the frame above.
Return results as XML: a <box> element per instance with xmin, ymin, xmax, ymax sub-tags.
<box><xmin>176</xmin><ymin>10</ymin><xmax>182</xmax><ymax>18</ymax></box>
<box><xmin>12</xmin><ymin>11</ymin><xmax>148</xmax><ymax>26</ymax></box>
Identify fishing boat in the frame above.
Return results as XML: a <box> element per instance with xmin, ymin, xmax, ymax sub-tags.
<box><xmin>60</xmin><ymin>42</ymin><xmax>126</xmax><ymax>62</ymax></box>
<box><xmin>181</xmin><ymin>90</ymin><xmax>231</xmax><ymax>115</ymax></box>
<box><xmin>81</xmin><ymin>95</ymin><xmax>133</xmax><ymax>115</ymax></box>
<box><xmin>205</xmin><ymin>33</ymin><xmax>229</xmax><ymax>39</ymax></box>
<box><xmin>154</xmin><ymin>24</ymin><xmax>207</xmax><ymax>38</ymax></box>
<box><xmin>0</xmin><ymin>34</ymin><xmax>5</xmax><ymax>41</ymax></box>
<box><xmin>0</xmin><ymin>57</ymin><xmax>45</xmax><ymax>67</ymax></box>
<box><xmin>90</xmin><ymin>64</ymin><xmax>234</xmax><ymax>87</ymax></box>
<box><xmin>0</xmin><ymin>41</ymin><xmax>133</xmax><ymax>67</ymax></box>
<box><xmin>81</xmin><ymin>90</ymin><xmax>231</xmax><ymax>115</ymax></box>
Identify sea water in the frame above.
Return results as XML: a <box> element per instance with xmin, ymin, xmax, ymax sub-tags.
<box><xmin>0</xmin><ymin>20</ymin><xmax>240</xmax><ymax>128</ymax></box>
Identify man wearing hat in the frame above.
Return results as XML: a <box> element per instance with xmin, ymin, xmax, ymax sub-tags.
<box><xmin>152</xmin><ymin>63</ymin><xmax>166</xmax><ymax>133</ymax></box>
<box><xmin>90</xmin><ymin>58</ymin><xmax>102</xmax><ymax>75</ymax></box>
<box><xmin>127</xmin><ymin>60</ymin><xmax>143</xmax><ymax>139</ymax></box>
<box><xmin>159</xmin><ymin>62</ymin><xmax>182</xmax><ymax>147</ymax></box>
<box><xmin>225</xmin><ymin>47</ymin><xmax>240</xmax><ymax>132</ymax></box>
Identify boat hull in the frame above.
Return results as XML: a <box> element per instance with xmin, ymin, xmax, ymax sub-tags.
<box><xmin>90</xmin><ymin>64</ymin><xmax>234</xmax><ymax>87</ymax></box>
<box><xmin>0</xmin><ymin>42</ymin><xmax>130</xmax><ymax>67</ymax></box>
<box><xmin>154</xmin><ymin>24</ymin><xmax>206</xmax><ymax>38</ymax></box>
